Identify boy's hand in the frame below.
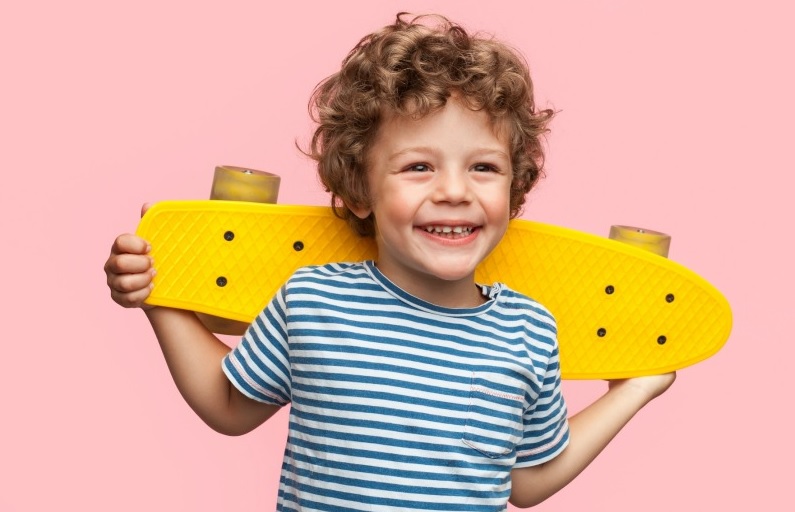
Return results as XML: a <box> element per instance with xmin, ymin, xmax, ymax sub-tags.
<box><xmin>105</xmin><ymin>203</ymin><xmax>156</xmax><ymax>309</ymax></box>
<box><xmin>608</xmin><ymin>372</ymin><xmax>676</xmax><ymax>402</ymax></box>
<box><xmin>510</xmin><ymin>371</ymin><xmax>676</xmax><ymax>507</ymax></box>
<box><xmin>105</xmin><ymin>233</ymin><xmax>156</xmax><ymax>309</ymax></box>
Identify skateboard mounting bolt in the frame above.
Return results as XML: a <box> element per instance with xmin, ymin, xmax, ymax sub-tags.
<box><xmin>657</xmin><ymin>335</ymin><xmax>667</xmax><ymax>345</ymax></box>
<box><xmin>216</xmin><ymin>276</ymin><xmax>228</xmax><ymax>287</ymax></box>
<box><xmin>666</xmin><ymin>293</ymin><xmax>675</xmax><ymax>303</ymax></box>
<box><xmin>293</xmin><ymin>241</ymin><xmax>304</xmax><ymax>251</ymax></box>
<box><xmin>605</xmin><ymin>285</ymin><xmax>615</xmax><ymax>295</ymax></box>
<box><xmin>224</xmin><ymin>231</ymin><xmax>235</xmax><ymax>241</ymax></box>
<box><xmin>597</xmin><ymin>328</ymin><xmax>607</xmax><ymax>337</ymax></box>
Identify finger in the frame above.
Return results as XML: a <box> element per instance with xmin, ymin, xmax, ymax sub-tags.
<box><xmin>110</xmin><ymin>233</ymin><xmax>151</xmax><ymax>257</ymax></box>
<box><xmin>105</xmin><ymin>252</ymin><xmax>153</xmax><ymax>276</ymax></box>
<box><xmin>114</xmin><ymin>253</ymin><xmax>153</xmax><ymax>274</ymax></box>
<box><xmin>109</xmin><ymin>268</ymin><xmax>155</xmax><ymax>294</ymax></box>
<box><xmin>141</xmin><ymin>202</ymin><xmax>154</xmax><ymax>218</ymax></box>
<box><xmin>111</xmin><ymin>283</ymin><xmax>153</xmax><ymax>309</ymax></box>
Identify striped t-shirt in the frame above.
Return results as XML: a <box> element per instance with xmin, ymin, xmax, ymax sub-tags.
<box><xmin>223</xmin><ymin>261</ymin><xmax>569</xmax><ymax>511</ymax></box>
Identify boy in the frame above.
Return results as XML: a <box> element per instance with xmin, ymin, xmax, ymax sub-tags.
<box><xmin>105</xmin><ymin>13</ymin><xmax>674</xmax><ymax>510</ymax></box>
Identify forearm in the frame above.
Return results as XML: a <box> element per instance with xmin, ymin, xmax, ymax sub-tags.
<box><xmin>510</xmin><ymin>376</ymin><xmax>674</xmax><ymax>507</ymax></box>
<box><xmin>145</xmin><ymin>307</ymin><xmax>277</xmax><ymax>435</ymax></box>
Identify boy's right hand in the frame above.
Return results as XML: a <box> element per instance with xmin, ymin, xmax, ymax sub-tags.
<box><xmin>106</xmin><ymin>203</ymin><xmax>157</xmax><ymax>309</ymax></box>
<box><xmin>105</xmin><ymin>232</ymin><xmax>156</xmax><ymax>309</ymax></box>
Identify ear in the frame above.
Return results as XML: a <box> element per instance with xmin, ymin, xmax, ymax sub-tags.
<box><xmin>347</xmin><ymin>201</ymin><xmax>372</xmax><ymax>220</ymax></box>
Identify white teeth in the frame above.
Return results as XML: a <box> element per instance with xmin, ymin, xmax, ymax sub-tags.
<box><xmin>424</xmin><ymin>225</ymin><xmax>473</xmax><ymax>234</ymax></box>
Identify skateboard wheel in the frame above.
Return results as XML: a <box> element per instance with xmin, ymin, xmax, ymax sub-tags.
<box><xmin>200</xmin><ymin>165</ymin><xmax>282</xmax><ymax>335</ymax></box>
<box><xmin>210</xmin><ymin>165</ymin><xmax>281</xmax><ymax>203</ymax></box>
<box><xmin>609</xmin><ymin>225</ymin><xmax>671</xmax><ymax>258</ymax></box>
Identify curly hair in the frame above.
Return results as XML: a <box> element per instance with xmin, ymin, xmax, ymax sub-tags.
<box><xmin>307</xmin><ymin>13</ymin><xmax>554</xmax><ymax>237</ymax></box>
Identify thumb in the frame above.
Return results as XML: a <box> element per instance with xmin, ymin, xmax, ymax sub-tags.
<box><xmin>140</xmin><ymin>202</ymin><xmax>154</xmax><ymax>218</ymax></box>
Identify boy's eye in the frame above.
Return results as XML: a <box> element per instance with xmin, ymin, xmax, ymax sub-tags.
<box><xmin>405</xmin><ymin>163</ymin><xmax>431</xmax><ymax>172</ymax></box>
<box><xmin>473</xmin><ymin>163</ymin><xmax>498</xmax><ymax>173</ymax></box>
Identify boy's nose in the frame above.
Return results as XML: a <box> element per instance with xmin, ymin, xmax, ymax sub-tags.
<box><xmin>432</xmin><ymin>169</ymin><xmax>472</xmax><ymax>204</ymax></box>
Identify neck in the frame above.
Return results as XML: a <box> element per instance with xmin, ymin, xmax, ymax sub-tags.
<box><xmin>375</xmin><ymin>263</ymin><xmax>486</xmax><ymax>308</ymax></box>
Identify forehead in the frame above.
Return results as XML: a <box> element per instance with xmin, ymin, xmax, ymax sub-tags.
<box><xmin>373</xmin><ymin>97</ymin><xmax>512</xmax><ymax>154</ymax></box>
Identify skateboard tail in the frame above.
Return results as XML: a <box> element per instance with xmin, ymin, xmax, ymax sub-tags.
<box><xmin>478</xmin><ymin>221</ymin><xmax>733</xmax><ymax>379</ymax></box>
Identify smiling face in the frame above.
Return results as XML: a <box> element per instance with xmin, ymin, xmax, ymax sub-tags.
<box><xmin>350</xmin><ymin>97</ymin><xmax>513</xmax><ymax>307</ymax></box>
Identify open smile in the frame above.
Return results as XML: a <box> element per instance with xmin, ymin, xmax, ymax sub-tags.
<box><xmin>419</xmin><ymin>224</ymin><xmax>479</xmax><ymax>239</ymax></box>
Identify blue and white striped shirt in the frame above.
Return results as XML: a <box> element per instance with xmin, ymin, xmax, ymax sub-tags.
<box><xmin>223</xmin><ymin>261</ymin><xmax>569</xmax><ymax>511</ymax></box>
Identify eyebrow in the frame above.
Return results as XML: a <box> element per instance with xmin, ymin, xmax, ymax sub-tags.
<box><xmin>386</xmin><ymin>146</ymin><xmax>510</xmax><ymax>162</ymax></box>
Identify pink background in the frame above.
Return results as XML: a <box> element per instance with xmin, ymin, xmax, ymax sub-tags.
<box><xmin>2</xmin><ymin>0</ymin><xmax>792</xmax><ymax>510</ymax></box>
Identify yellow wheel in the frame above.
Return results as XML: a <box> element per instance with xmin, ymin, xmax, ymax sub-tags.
<box><xmin>608</xmin><ymin>225</ymin><xmax>671</xmax><ymax>257</ymax></box>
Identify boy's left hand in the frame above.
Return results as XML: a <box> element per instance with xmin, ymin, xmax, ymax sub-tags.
<box><xmin>608</xmin><ymin>372</ymin><xmax>676</xmax><ymax>402</ymax></box>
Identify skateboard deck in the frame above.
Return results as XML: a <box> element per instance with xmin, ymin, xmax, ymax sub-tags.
<box><xmin>136</xmin><ymin>200</ymin><xmax>732</xmax><ymax>379</ymax></box>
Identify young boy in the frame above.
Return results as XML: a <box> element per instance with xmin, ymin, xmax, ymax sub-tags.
<box><xmin>105</xmin><ymin>13</ymin><xmax>674</xmax><ymax>510</ymax></box>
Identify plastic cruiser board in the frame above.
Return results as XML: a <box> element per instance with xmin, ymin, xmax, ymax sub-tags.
<box><xmin>137</xmin><ymin>200</ymin><xmax>732</xmax><ymax>379</ymax></box>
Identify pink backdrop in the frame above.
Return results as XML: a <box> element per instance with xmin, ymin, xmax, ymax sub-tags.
<box><xmin>2</xmin><ymin>0</ymin><xmax>792</xmax><ymax>510</ymax></box>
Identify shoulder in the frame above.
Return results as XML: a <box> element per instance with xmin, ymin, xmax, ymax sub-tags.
<box><xmin>282</xmin><ymin>262</ymin><xmax>377</xmax><ymax>297</ymax></box>
<box><xmin>486</xmin><ymin>283</ymin><xmax>559</xmax><ymax>359</ymax></box>
<box><xmin>490</xmin><ymin>284</ymin><xmax>557</xmax><ymax>332</ymax></box>
<box><xmin>288</xmin><ymin>261</ymin><xmax>370</xmax><ymax>283</ymax></box>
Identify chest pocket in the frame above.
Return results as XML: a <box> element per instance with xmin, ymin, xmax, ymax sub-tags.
<box><xmin>462</xmin><ymin>371</ymin><xmax>526</xmax><ymax>458</ymax></box>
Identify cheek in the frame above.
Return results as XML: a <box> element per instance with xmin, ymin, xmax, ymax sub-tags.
<box><xmin>497</xmin><ymin>177</ymin><xmax>513</xmax><ymax>204</ymax></box>
<box><xmin>492</xmin><ymin>184</ymin><xmax>514</xmax><ymax>222</ymax></box>
<box><xmin>481</xmin><ymin>196</ymin><xmax>509</xmax><ymax>220</ymax></box>
<box><xmin>377</xmin><ymin>198</ymin><xmax>411</xmax><ymax>224</ymax></box>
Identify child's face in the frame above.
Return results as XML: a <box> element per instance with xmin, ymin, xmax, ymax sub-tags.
<box><xmin>352</xmin><ymin>97</ymin><xmax>513</xmax><ymax>305</ymax></box>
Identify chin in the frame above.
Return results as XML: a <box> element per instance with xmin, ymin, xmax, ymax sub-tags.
<box><xmin>424</xmin><ymin>265</ymin><xmax>478</xmax><ymax>282</ymax></box>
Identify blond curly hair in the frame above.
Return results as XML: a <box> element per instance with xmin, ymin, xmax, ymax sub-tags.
<box><xmin>307</xmin><ymin>13</ymin><xmax>553</xmax><ymax>237</ymax></box>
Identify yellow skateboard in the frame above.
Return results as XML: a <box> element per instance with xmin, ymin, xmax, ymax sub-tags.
<box><xmin>136</xmin><ymin>199</ymin><xmax>732</xmax><ymax>380</ymax></box>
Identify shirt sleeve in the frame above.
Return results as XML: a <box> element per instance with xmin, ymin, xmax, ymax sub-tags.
<box><xmin>222</xmin><ymin>284</ymin><xmax>292</xmax><ymax>405</ymax></box>
<box><xmin>514</xmin><ymin>342</ymin><xmax>570</xmax><ymax>467</ymax></box>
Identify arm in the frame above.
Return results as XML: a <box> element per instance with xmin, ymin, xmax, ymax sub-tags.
<box><xmin>509</xmin><ymin>373</ymin><xmax>676</xmax><ymax>508</ymax></box>
<box><xmin>105</xmin><ymin>232</ymin><xmax>280</xmax><ymax>436</ymax></box>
